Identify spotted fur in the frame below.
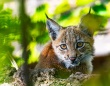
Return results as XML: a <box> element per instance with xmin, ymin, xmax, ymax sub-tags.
<box><xmin>36</xmin><ymin>17</ymin><xmax>94</xmax><ymax>75</ymax></box>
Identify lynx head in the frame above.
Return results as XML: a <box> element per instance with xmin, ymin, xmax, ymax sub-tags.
<box><xmin>46</xmin><ymin>16</ymin><xmax>94</xmax><ymax>69</ymax></box>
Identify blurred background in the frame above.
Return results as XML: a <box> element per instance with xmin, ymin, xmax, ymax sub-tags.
<box><xmin>0</xmin><ymin>0</ymin><xmax>110</xmax><ymax>85</ymax></box>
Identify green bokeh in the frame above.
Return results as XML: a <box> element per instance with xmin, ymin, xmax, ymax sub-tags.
<box><xmin>0</xmin><ymin>0</ymin><xmax>110</xmax><ymax>84</ymax></box>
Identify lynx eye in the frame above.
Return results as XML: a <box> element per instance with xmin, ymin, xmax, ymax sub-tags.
<box><xmin>60</xmin><ymin>44</ymin><xmax>67</xmax><ymax>50</ymax></box>
<box><xmin>76</xmin><ymin>42</ymin><xmax>84</xmax><ymax>48</ymax></box>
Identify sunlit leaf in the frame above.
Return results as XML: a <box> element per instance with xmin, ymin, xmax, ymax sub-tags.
<box><xmin>93</xmin><ymin>3</ymin><xmax>107</xmax><ymax>15</ymax></box>
<box><xmin>0</xmin><ymin>0</ymin><xmax>14</xmax><ymax>3</ymax></box>
<box><xmin>57</xmin><ymin>8</ymin><xmax>81</xmax><ymax>26</ymax></box>
<box><xmin>76</xmin><ymin>0</ymin><xmax>95</xmax><ymax>6</ymax></box>
<box><xmin>104</xmin><ymin>2</ymin><xmax>110</xmax><ymax>17</ymax></box>
<box><xmin>31</xmin><ymin>4</ymin><xmax>49</xmax><ymax>22</ymax></box>
<box><xmin>28</xmin><ymin>42</ymin><xmax>40</xmax><ymax>64</ymax></box>
<box><xmin>36</xmin><ymin>32</ymin><xmax>49</xmax><ymax>43</ymax></box>
<box><xmin>0</xmin><ymin>7</ymin><xmax>20</xmax><ymax>83</ymax></box>
<box><xmin>58</xmin><ymin>11</ymin><xmax>72</xmax><ymax>21</ymax></box>
<box><xmin>0</xmin><ymin>4</ymin><xmax>3</xmax><ymax>11</ymax></box>
<box><xmin>54</xmin><ymin>0</ymin><xmax>71</xmax><ymax>14</ymax></box>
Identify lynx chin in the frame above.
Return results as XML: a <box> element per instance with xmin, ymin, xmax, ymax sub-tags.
<box><xmin>36</xmin><ymin>15</ymin><xmax>94</xmax><ymax>76</ymax></box>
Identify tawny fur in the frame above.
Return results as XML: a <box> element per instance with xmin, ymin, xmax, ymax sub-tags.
<box><xmin>35</xmin><ymin>17</ymin><xmax>94</xmax><ymax>77</ymax></box>
<box><xmin>36</xmin><ymin>41</ymin><xmax>93</xmax><ymax>74</ymax></box>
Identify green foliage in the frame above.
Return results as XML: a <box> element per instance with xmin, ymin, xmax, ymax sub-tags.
<box><xmin>93</xmin><ymin>3</ymin><xmax>107</xmax><ymax>15</ymax></box>
<box><xmin>31</xmin><ymin>4</ymin><xmax>50</xmax><ymax>43</ymax></box>
<box><xmin>32</xmin><ymin>4</ymin><xmax>48</xmax><ymax>22</ymax></box>
<box><xmin>0</xmin><ymin>9</ymin><xmax>20</xmax><ymax>58</ymax></box>
<box><xmin>54</xmin><ymin>0</ymin><xmax>71</xmax><ymax>14</ymax></box>
<box><xmin>0</xmin><ymin>4</ymin><xmax>3</xmax><ymax>10</ymax></box>
<box><xmin>0</xmin><ymin>0</ymin><xmax>110</xmax><ymax>84</ymax></box>
<box><xmin>0</xmin><ymin>6</ymin><xmax>21</xmax><ymax>83</ymax></box>
<box><xmin>76</xmin><ymin>0</ymin><xmax>95</xmax><ymax>6</ymax></box>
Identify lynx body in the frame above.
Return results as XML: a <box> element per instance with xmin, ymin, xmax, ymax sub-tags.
<box><xmin>36</xmin><ymin>16</ymin><xmax>94</xmax><ymax>76</ymax></box>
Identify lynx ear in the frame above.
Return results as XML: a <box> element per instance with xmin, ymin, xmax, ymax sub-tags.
<box><xmin>79</xmin><ymin>14</ymin><xmax>95</xmax><ymax>37</ymax></box>
<box><xmin>79</xmin><ymin>24</ymin><xmax>93</xmax><ymax>37</ymax></box>
<box><xmin>79</xmin><ymin>8</ymin><xmax>96</xmax><ymax>37</ymax></box>
<box><xmin>46</xmin><ymin>15</ymin><xmax>61</xmax><ymax>40</ymax></box>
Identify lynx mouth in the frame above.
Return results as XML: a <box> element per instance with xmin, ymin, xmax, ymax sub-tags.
<box><xmin>69</xmin><ymin>57</ymin><xmax>76</xmax><ymax>61</ymax></box>
<box><xmin>60</xmin><ymin>56</ymin><xmax>83</xmax><ymax>69</ymax></box>
<box><xmin>69</xmin><ymin>56</ymin><xmax>82</xmax><ymax>68</ymax></box>
<box><xmin>67</xmin><ymin>58</ymin><xmax>81</xmax><ymax>69</ymax></box>
<box><xmin>69</xmin><ymin>57</ymin><xmax>78</xmax><ymax>64</ymax></box>
<box><xmin>71</xmin><ymin>55</ymin><xmax>83</xmax><ymax>65</ymax></box>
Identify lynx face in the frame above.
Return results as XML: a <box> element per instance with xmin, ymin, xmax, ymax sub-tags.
<box><xmin>46</xmin><ymin>17</ymin><xmax>94</xmax><ymax>69</ymax></box>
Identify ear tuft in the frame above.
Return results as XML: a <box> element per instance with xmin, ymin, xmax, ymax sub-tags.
<box><xmin>88</xmin><ymin>7</ymin><xmax>92</xmax><ymax>14</ymax></box>
<box><xmin>45</xmin><ymin>13</ymin><xmax>49</xmax><ymax>19</ymax></box>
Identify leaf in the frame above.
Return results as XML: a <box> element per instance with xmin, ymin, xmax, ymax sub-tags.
<box><xmin>58</xmin><ymin>11</ymin><xmax>72</xmax><ymax>21</ymax></box>
<box><xmin>0</xmin><ymin>0</ymin><xmax>13</xmax><ymax>4</ymax></box>
<box><xmin>54</xmin><ymin>0</ymin><xmax>71</xmax><ymax>14</ymax></box>
<box><xmin>76</xmin><ymin>0</ymin><xmax>95</xmax><ymax>6</ymax></box>
<box><xmin>0</xmin><ymin>4</ymin><xmax>3</xmax><ymax>11</ymax></box>
<box><xmin>31</xmin><ymin>4</ymin><xmax>49</xmax><ymax>22</ymax></box>
<box><xmin>92</xmin><ymin>3</ymin><xmax>107</xmax><ymax>15</ymax></box>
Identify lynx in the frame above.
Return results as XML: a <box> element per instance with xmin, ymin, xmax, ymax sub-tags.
<box><xmin>36</xmin><ymin>15</ymin><xmax>94</xmax><ymax>77</ymax></box>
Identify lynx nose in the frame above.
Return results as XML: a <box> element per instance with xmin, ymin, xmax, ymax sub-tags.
<box><xmin>69</xmin><ymin>57</ymin><xmax>76</xmax><ymax>61</ymax></box>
